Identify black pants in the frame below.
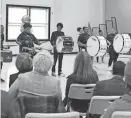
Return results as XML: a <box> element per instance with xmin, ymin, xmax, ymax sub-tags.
<box><xmin>108</xmin><ymin>49</ymin><xmax>118</xmax><ymax>67</ymax></box>
<box><xmin>52</xmin><ymin>48</ymin><xmax>63</xmax><ymax>74</ymax></box>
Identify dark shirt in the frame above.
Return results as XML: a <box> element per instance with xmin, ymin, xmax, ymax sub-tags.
<box><xmin>1</xmin><ymin>33</ymin><xmax>4</xmax><ymax>49</ymax></box>
<box><xmin>16</xmin><ymin>31</ymin><xmax>39</xmax><ymax>51</ymax></box>
<box><xmin>9</xmin><ymin>70</ymin><xmax>32</xmax><ymax>88</ymax></box>
<box><xmin>50</xmin><ymin>31</ymin><xmax>65</xmax><ymax>46</ymax></box>
<box><xmin>78</xmin><ymin>33</ymin><xmax>90</xmax><ymax>44</ymax></box>
<box><xmin>106</xmin><ymin>33</ymin><xmax>116</xmax><ymax>45</ymax></box>
<box><xmin>93</xmin><ymin>75</ymin><xmax>129</xmax><ymax>96</ymax></box>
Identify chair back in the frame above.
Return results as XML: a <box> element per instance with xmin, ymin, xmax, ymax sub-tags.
<box><xmin>88</xmin><ymin>96</ymin><xmax>120</xmax><ymax>115</ymax></box>
<box><xmin>68</xmin><ymin>84</ymin><xmax>95</xmax><ymax>100</ymax></box>
<box><xmin>111</xmin><ymin>111</ymin><xmax>131</xmax><ymax>118</ymax></box>
<box><xmin>25</xmin><ymin>112</ymin><xmax>80</xmax><ymax>118</ymax></box>
<box><xmin>18</xmin><ymin>94</ymin><xmax>65</xmax><ymax>118</ymax></box>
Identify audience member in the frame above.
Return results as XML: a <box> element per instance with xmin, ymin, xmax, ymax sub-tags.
<box><xmin>63</xmin><ymin>51</ymin><xmax>98</xmax><ymax>112</ymax></box>
<box><xmin>9</xmin><ymin>50</ymin><xmax>62</xmax><ymax>99</ymax></box>
<box><xmin>9</xmin><ymin>53</ymin><xmax>33</xmax><ymax>88</ymax></box>
<box><xmin>93</xmin><ymin>61</ymin><xmax>129</xmax><ymax>96</ymax></box>
<box><xmin>1</xmin><ymin>90</ymin><xmax>17</xmax><ymax>118</ymax></box>
<box><xmin>101</xmin><ymin>59</ymin><xmax>131</xmax><ymax>118</ymax></box>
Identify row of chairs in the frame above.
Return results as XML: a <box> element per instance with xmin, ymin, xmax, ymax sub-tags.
<box><xmin>19</xmin><ymin>84</ymin><xmax>131</xmax><ymax>118</ymax></box>
<box><xmin>25</xmin><ymin>111</ymin><xmax>131</xmax><ymax>118</ymax></box>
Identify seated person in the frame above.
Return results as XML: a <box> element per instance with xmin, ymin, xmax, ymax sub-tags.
<box><xmin>1</xmin><ymin>90</ymin><xmax>17</xmax><ymax>118</ymax></box>
<box><xmin>9</xmin><ymin>53</ymin><xmax>33</xmax><ymax>88</ymax></box>
<box><xmin>63</xmin><ymin>51</ymin><xmax>98</xmax><ymax>112</ymax></box>
<box><xmin>16</xmin><ymin>23</ymin><xmax>40</xmax><ymax>52</ymax></box>
<box><xmin>9</xmin><ymin>50</ymin><xmax>62</xmax><ymax>100</ymax></box>
<box><xmin>93</xmin><ymin>61</ymin><xmax>129</xmax><ymax>96</ymax></box>
<box><xmin>101</xmin><ymin>59</ymin><xmax>131</xmax><ymax>118</ymax></box>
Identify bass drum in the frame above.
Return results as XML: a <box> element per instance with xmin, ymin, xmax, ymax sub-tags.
<box><xmin>87</xmin><ymin>36</ymin><xmax>107</xmax><ymax>57</ymax></box>
<box><xmin>56</xmin><ymin>36</ymin><xmax>74</xmax><ymax>53</ymax></box>
<box><xmin>113</xmin><ymin>34</ymin><xmax>131</xmax><ymax>53</ymax></box>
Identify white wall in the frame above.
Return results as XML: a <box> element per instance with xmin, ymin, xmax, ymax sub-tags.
<box><xmin>55</xmin><ymin>0</ymin><xmax>105</xmax><ymax>52</ymax></box>
<box><xmin>105</xmin><ymin>0</ymin><xmax>131</xmax><ymax>33</ymax></box>
<box><xmin>1</xmin><ymin>0</ymin><xmax>105</xmax><ymax>52</ymax></box>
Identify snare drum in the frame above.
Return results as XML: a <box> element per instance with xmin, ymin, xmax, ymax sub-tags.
<box><xmin>113</xmin><ymin>34</ymin><xmax>131</xmax><ymax>53</ymax></box>
<box><xmin>87</xmin><ymin>36</ymin><xmax>107</xmax><ymax>57</ymax></box>
<box><xmin>56</xmin><ymin>36</ymin><xmax>74</xmax><ymax>53</ymax></box>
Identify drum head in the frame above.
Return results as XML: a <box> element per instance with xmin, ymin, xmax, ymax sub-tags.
<box><xmin>113</xmin><ymin>34</ymin><xmax>124</xmax><ymax>53</ymax></box>
<box><xmin>87</xmin><ymin>36</ymin><xmax>99</xmax><ymax>56</ymax></box>
<box><xmin>56</xmin><ymin>36</ymin><xmax>64</xmax><ymax>52</ymax></box>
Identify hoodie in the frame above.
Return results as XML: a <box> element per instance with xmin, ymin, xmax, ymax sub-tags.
<box><xmin>101</xmin><ymin>93</ymin><xmax>131</xmax><ymax>118</ymax></box>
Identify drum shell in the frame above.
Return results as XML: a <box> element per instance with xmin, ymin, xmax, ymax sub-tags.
<box><xmin>113</xmin><ymin>34</ymin><xmax>131</xmax><ymax>54</ymax></box>
<box><xmin>56</xmin><ymin>36</ymin><xmax>74</xmax><ymax>53</ymax></box>
<box><xmin>87</xmin><ymin>36</ymin><xmax>107</xmax><ymax>57</ymax></box>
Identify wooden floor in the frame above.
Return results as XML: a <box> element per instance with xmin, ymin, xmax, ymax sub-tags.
<box><xmin>1</xmin><ymin>54</ymin><xmax>131</xmax><ymax>99</ymax></box>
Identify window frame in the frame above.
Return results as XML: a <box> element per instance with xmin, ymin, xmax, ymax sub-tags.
<box><xmin>6</xmin><ymin>4</ymin><xmax>51</xmax><ymax>42</ymax></box>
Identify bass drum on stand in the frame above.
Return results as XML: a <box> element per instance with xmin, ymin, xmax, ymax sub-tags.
<box><xmin>87</xmin><ymin>36</ymin><xmax>107</xmax><ymax>57</ymax></box>
<box><xmin>113</xmin><ymin>34</ymin><xmax>131</xmax><ymax>54</ymax></box>
<box><xmin>56</xmin><ymin>36</ymin><xmax>74</xmax><ymax>53</ymax></box>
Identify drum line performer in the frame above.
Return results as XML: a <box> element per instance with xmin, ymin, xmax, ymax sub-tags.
<box><xmin>107</xmin><ymin>29</ymin><xmax>119</xmax><ymax>70</ymax></box>
<box><xmin>77</xmin><ymin>26</ymin><xmax>90</xmax><ymax>52</ymax></box>
<box><xmin>50</xmin><ymin>23</ymin><xmax>65</xmax><ymax>76</ymax></box>
<box><xmin>16</xmin><ymin>23</ymin><xmax>40</xmax><ymax>53</ymax></box>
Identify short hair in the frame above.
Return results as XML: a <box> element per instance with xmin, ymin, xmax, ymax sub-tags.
<box><xmin>57</xmin><ymin>23</ymin><xmax>63</xmax><ymax>28</ymax></box>
<box><xmin>23</xmin><ymin>23</ymin><xmax>32</xmax><ymax>29</ymax></box>
<box><xmin>77</xmin><ymin>27</ymin><xmax>82</xmax><ymax>32</ymax></box>
<box><xmin>113</xmin><ymin>61</ymin><xmax>126</xmax><ymax>76</ymax></box>
<box><xmin>33</xmin><ymin>50</ymin><xmax>53</xmax><ymax>73</ymax></box>
<box><xmin>83</xmin><ymin>26</ymin><xmax>88</xmax><ymax>30</ymax></box>
<box><xmin>16</xmin><ymin>53</ymin><xmax>33</xmax><ymax>72</ymax></box>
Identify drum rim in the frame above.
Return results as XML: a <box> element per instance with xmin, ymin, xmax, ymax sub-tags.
<box><xmin>95</xmin><ymin>36</ymin><xmax>101</xmax><ymax>56</ymax></box>
<box><xmin>113</xmin><ymin>34</ymin><xmax>124</xmax><ymax>53</ymax></box>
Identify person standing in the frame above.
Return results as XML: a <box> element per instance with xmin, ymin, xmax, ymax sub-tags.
<box><xmin>16</xmin><ymin>23</ymin><xmax>40</xmax><ymax>52</ymax></box>
<box><xmin>1</xmin><ymin>25</ymin><xmax>4</xmax><ymax>50</ymax></box>
<box><xmin>77</xmin><ymin>27</ymin><xmax>90</xmax><ymax>51</ymax></box>
<box><xmin>50</xmin><ymin>23</ymin><xmax>65</xmax><ymax>76</ymax></box>
<box><xmin>77</xmin><ymin>27</ymin><xmax>83</xmax><ymax>52</ymax></box>
<box><xmin>107</xmin><ymin>29</ymin><xmax>119</xmax><ymax>70</ymax></box>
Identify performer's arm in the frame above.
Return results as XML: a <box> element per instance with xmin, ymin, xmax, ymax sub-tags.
<box><xmin>32</xmin><ymin>34</ymin><xmax>40</xmax><ymax>45</ymax></box>
<box><xmin>16</xmin><ymin>33</ymin><xmax>23</xmax><ymax>45</ymax></box>
<box><xmin>50</xmin><ymin>32</ymin><xmax>55</xmax><ymax>46</ymax></box>
<box><xmin>77</xmin><ymin>35</ymin><xmax>87</xmax><ymax>47</ymax></box>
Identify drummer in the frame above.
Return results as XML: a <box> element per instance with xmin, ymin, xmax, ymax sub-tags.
<box><xmin>16</xmin><ymin>23</ymin><xmax>40</xmax><ymax>52</ymax></box>
<box><xmin>107</xmin><ymin>29</ymin><xmax>119</xmax><ymax>70</ymax></box>
<box><xmin>77</xmin><ymin>26</ymin><xmax>90</xmax><ymax>51</ymax></box>
<box><xmin>50</xmin><ymin>23</ymin><xmax>65</xmax><ymax>76</ymax></box>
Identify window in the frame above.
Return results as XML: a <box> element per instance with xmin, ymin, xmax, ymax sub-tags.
<box><xmin>6</xmin><ymin>5</ymin><xmax>51</xmax><ymax>41</ymax></box>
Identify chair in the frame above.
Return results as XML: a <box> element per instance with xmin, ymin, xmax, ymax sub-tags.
<box><xmin>111</xmin><ymin>111</ymin><xmax>131</xmax><ymax>118</ymax></box>
<box><xmin>88</xmin><ymin>96</ymin><xmax>120</xmax><ymax>118</ymax></box>
<box><xmin>67</xmin><ymin>84</ymin><xmax>95</xmax><ymax>116</ymax></box>
<box><xmin>25</xmin><ymin>112</ymin><xmax>80</xmax><ymax>118</ymax></box>
<box><xmin>17</xmin><ymin>93</ymin><xmax>65</xmax><ymax>118</ymax></box>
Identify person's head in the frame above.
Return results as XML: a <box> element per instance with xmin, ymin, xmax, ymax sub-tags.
<box><xmin>23</xmin><ymin>23</ymin><xmax>32</xmax><ymax>33</ymax></box>
<box><xmin>124</xmin><ymin>59</ymin><xmax>131</xmax><ymax>91</ymax></box>
<box><xmin>70</xmin><ymin>51</ymin><xmax>97</xmax><ymax>83</ymax></box>
<box><xmin>33</xmin><ymin>50</ymin><xmax>53</xmax><ymax>74</ymax></box>
<box><xmin>83</xmin><ymin>26</ymin><xmax>88</xmax><ymax>34</ymax></box>
<box><xmin>57</xmin><ymin>23</ymin><xmax>63</xmax><ymax>32</ymax></box>
<box><xmin>1</xmin><ymin>25</ymin><xmax>4</xmax><ymax>33</ymax></box>
<box><xmin>77</xmin><ymin>27</ymin><xmax>83</xmax><ymax>34</ymax></box>
<box><xmin>112</xmin><ymin>29</ymin><xmax>117</xmax><ymax>34</ymax></box>
<box><xmin>16</xmin><ymin>53</ymin><xmax>33</xmax><ymax>72</ymax></box>
<box><xmin>22</xmin><ymin>15</ymin><xmax>31</xmax><ymax>23</ymax></box>
<box><xmin>112</xmin><ymin>61</ymin><xmax>126</xmax><ymax>76</ymax></box>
